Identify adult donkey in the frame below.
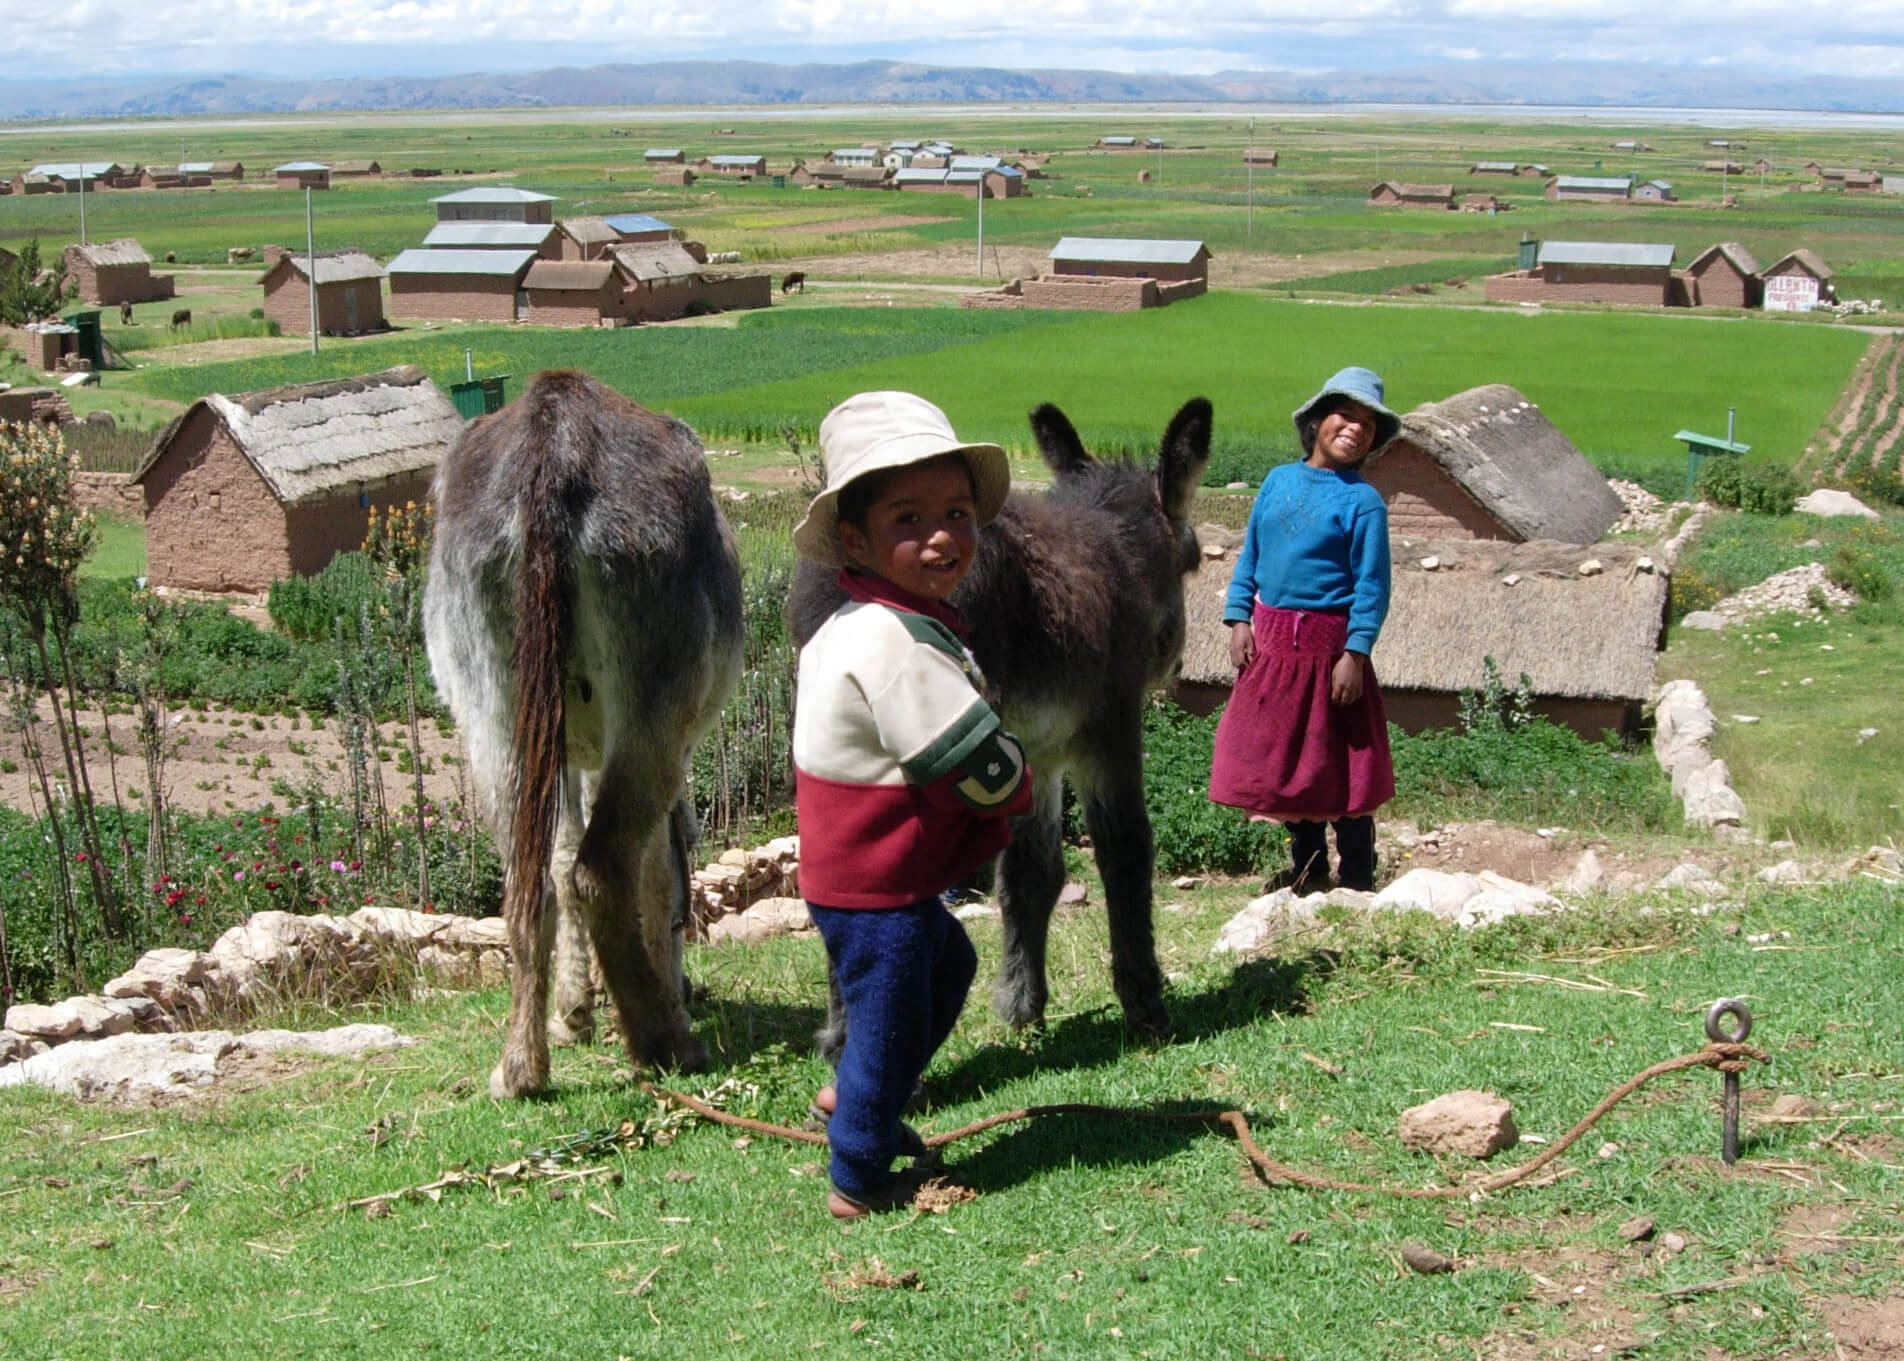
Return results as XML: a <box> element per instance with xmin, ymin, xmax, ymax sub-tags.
<box><xmin>425</xmin><ymin>371</ymin><xmax>743</xmax><ymax>1099</ymax></box>
<box><xmin>792</xmin><ymin>398</ymin><xmax>1211</xmax><ymax>1046</ymax></box>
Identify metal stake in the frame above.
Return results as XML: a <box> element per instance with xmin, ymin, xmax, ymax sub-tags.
<box><xmin>1704</xmin><ymin>998</ymin><xmax>1753</xmax><ymax>1165</ymax></box>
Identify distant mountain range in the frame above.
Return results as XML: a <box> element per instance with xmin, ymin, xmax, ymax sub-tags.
<box><xmin>3</xmin><ymin>59</ymin><xmax>1902</xmax><ymax>120</ymax></box>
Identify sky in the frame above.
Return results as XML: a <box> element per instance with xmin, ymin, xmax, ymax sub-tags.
<box><xmin>8</xmin><ymin>0</ymin><xmax>1904</xmax><ymax>83</ymax></box>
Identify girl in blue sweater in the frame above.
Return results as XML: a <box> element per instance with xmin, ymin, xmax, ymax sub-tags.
<box><xmin>1210</xmin><ymin>367</ymin><xmax>1398</xmax><ymax>893</ymax></box>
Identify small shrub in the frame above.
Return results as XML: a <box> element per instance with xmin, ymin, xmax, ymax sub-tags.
<box><xmin>1697</xmin><ymin>460</ymin><xmax>1799</xmax><ymax>516</ymax></box>
<box><xmin>1827</xmin><ymin>544</ymin><xmax>1893</xmax><ymax>601</ymax></box>
<box><xmin>1843</xmin><ymin>462</ymin><xmax>1904</xmax><ymax>508</ymax></box>
<box><xmin>268</xmin><ymin>553</ymin><xmax>383</xmax><ymax>642</ymax></box>
<box><xmin>1141</xmin><ymin>700</ymin><xmax>1285</xmax><ymax>876</ymax></box>
<box><xmin>1668</xmin><ymin>561</ymin><xmax>1725</xmax><ymax>622</ymax></box>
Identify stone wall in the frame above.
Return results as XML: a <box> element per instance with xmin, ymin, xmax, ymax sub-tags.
<box><xmin>1021</xmin><ymin>275</ymin><xmax>1155</xmax><ymax>311</ymax></box>
<box><xmin>73</xmin><ymin>470</ymin><xmax>144</xmax><ymax>518</ymax></box>
<box><xmin>1362</xmin><ymin>443</ymin><xmax>1513</xmax><ymax>541</ymax></box>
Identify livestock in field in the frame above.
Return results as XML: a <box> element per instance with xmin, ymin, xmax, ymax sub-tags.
<box><xmin>782</xmin><ymin>271</ymin><xmax>806</xmax><ymax>294</ymax></box>
<box><xmin>424</xmin><ymin>370</ymin><xmax>744</xmax><ymax>1099</ymax></box>
<box><xmin>793</xmin><ymin>398</ymin><xmax>1212</xmax><ymax>1048</ymax></box>
<box><xmin>119</xmin><ymin>301</ymin><xmax>133</xmax><ymax>324</ymax></box>
<box><xmin>169</xmin><ymin>308</ymin><xmax>191</xmax><ymax>328</ymax></box>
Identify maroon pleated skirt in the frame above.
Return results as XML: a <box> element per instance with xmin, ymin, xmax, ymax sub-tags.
<box><xmin>1209</xmin><ymin>603</ymin><xmax>1395</xmax><ymax>821</ymax></box>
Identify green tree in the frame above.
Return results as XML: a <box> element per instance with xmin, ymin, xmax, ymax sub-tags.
<box><xmin>0</xmin><ymin>236</ymin><xmax>75</xmax><ymax>326</ymax></box>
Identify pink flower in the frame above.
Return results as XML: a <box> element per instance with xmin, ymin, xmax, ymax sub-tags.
<box><xmin>233</xmin><ymin>870</ymin><xmax>246</xmax><ymax>882</ymax></box>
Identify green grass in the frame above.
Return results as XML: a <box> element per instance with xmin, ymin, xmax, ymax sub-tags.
<box><xmin>2</xmin><ymin>878</ymin><xmax>1898</xmax><ymax>1359</ymax></box>
<box><xmin>80</xmin><ymin>511</ymin><xmax>145</xmax><ymax>578</ymax></box>
<box><xmin>1659</xmin><ymin>508</ymin><xmax>1904</xmax><ymax>847</ymax></box>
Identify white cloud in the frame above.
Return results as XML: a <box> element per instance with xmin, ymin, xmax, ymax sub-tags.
<box><xmin>2</xmin><ymin>1</ymin><xmax>1900</xmax><ymax>80</ymax></box>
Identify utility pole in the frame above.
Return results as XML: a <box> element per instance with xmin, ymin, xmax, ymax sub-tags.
<box><xmin>1246</xmin><ymin>118</ymin><xmax>1254</xmax><ymax>238</ymax></box>
<box><xmin>976</xmin><ymin>174</ymin><xmax>984</xmax><ymax>277</ymax></box>
<box><xmin>305</xmin><ymin>186</ymin><xmax>319</xmax><ymax>356</ymax></box>
<box><xmin>78</xmin><ymin>162</ymin><xmax>87</xmax><ymax>245</ymax></box>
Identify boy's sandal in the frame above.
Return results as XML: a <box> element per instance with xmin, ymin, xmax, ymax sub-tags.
<box><xmin>807</xmin><ymin>1085</ymin><xmax>936</xmax><ymax>1162</ymax></box>
<box><xmin>827</xmin><ymin>1167</ymin><xmax>932</xmax><ymax>1220</ymax></box>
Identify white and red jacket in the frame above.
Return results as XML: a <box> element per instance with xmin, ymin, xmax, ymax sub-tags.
<box><xmin>795</xmin><ymin>572</ymin><xmax>1031</xmax><ymax>908</ymax></box>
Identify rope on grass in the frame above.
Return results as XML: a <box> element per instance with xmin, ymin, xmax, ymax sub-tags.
<box><xmin>641</xmin><ymin>1040</ymin><xmax>1771</xmax><ymax>1201</ymax></box>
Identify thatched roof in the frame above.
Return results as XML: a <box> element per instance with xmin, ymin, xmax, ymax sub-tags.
<box><xmin>1767</xmin><ymin>248</ymin><xmax>1833</xmax><ymax>281</ymax></box>
<box><xmin>67</xmin><ymin>238</ymin><xmax>151</xmax><ymax>267</ymax></box>
<box><xmin>522</xmin><ymin>259</ymin><xmax>619</xmax><ymax>291</ymax></box>
<box><xmin>279</xmin><ymin>250</ymin><xmax>385</xmax><ymax>285</ymax></box>
<box><xmin>1689</xmin><ymin>241</ymin><xmax>1759</xmax><ymax>277</ymax></box>
<box><xmin>133</xmin><ymin>366</ymin><xmax>462</xmax><ymax>507</ymax></box>
<box><xmin>612</xmin><ymin>241</ymin><xmax>702</xmax><ymax>281</ymax></box>
<box><xmin>559</xmin><ymin>216</ymin><xmax>621</xmax><ymax>245</ymax></box>
<box><xmin>1179</xmin><ymin>533</ymin><xmax>1667</xmax><ymax>703</ymax></box>
<box><xmin>1368</xmin><ymin>384</ymin><xmax>1625</xmax><ymax>545</ymax></box>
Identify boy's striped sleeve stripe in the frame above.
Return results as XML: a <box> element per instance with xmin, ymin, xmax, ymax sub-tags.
<box><xmin>899</xmin><ymin>697</ymin><xmax>998</xmax><ymax>785</ymax></box>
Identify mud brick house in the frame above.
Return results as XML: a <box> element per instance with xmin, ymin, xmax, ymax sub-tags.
<box><xmin>1242</xmin><ymin>149</ymin><xmax>1279</xmax><ymax>166</ymax></box>
<box><xmin>182</xmin><ymin>160</ymin><xmax>243</xmax><ymax>181</ymax></box>
<box><xmin>1097</xmin><ymin>135</ymin><xmax>1137</xmax><ymax>149</ymax></box>
<box><xmin>138</xmin><ymin>165</ymin><xmax>211</xmax><ymax>190</ymax></box>
<box><xmin>1762</xmin><ymin>249</ymin><xmax>1834</xmax><ymax>312</ymax></box>
<box><xmin>274</xmin><ymin>161</ymin><xmax>331</xmax><ymax>189</ymax></box>
<box><xmin>63</xmin><ymin>239</ymin><xmax>175</xmax><ymax>307</ymax></box>
<box><xmin>556</xmin><ymin>216</ymin><xmax>623</xmax><ymax>260</ymax></box>
<box><xmin>132</xmin><ymin>366</ymin><xmax>463</xmax><ymax>594</ymax></box>
<box><xmin>385</xmin><ymin>248</ymin><xmax>536</xmax><ymax>321</ymax></box>
<box><xmin>429</xmin><ymin>186</ymin><xmax>557</xmax><ymax>224</ymax></box>
<box><xmin>1471</xmin><ymin>161</ymin><xmax>1520</xmax><ymax>175</ymax></box>
<box><xmin>1816</xmin><ymin>167</ymin><xmax>1879</xmax><ymax>191</ymax></box>
<box><xmin>1360</xmin><ymin>384</ymin><xmax>1624</xmax><ymax>545</ymax></box>
<box><xmin>972</xmin><ymin>238</ymin><xmax>1211</xmax><ymax>312</ymax></box>
<box><xmin>1703</xmin><ymin>160</ymin><xmax>1745</xmax><ymax>175</ymax></box>
<box><xmin>643</xmin><ymin>148</ymin><xmax>685</xmax><ymax>164</ymax></box>
<box><xmin>421</xmin><ymin>221</ymin><xmax>560</xmax><ymax>257</ymax></box>
<box><xmin>330</xmin><ymin>159</ymin><xmax>382</xmax><ymax>178</ymax></box>
<box><xmin>1049</xmin><ymin>237</ymin><xmax>1209</xmax><ymax>284</ymax></box>
<box><xmin>1546</xmin><ymin>175</ymin><xmax>1633</xmax><ymax>202</ymax></box>
<box><xmin>1686</xmin><ymin>242</ymin><xmax>1762</xmax><ymax>309</ymax></box>
<box><xmin>258</xmin><ymin>249</ymin><xmax>388</xmax><ymax>335</ymax></box>
<box><xmin>1484</xmin><ymin>240</ymin><xmax>1676</xmax><ymax>306</ymax></box>
<box><xmin>519</xmin><ymin>259</ymin><xmax>631</xmax><ymax>326</ymax></box>
<box><xmin>694</xmin><ymin>154</ymin><xmax>766</xmax><ymax>178</ymax></box>
<box><xmin>1369</xmin><ymin>181</ymin><xmax>1455</xmax><ymax>209</ymax></box>
<box><xmin>22</xmin><ymin>162</ymin><xmax>119</xmax><ymax>192</ymax></box>
<box><xmin>1633</xmin><ymin>179</ymin><xmax>1677</xmax><ymax>202</ymax></box>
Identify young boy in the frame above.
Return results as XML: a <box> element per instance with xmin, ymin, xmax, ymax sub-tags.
<box><xmin>791</xmin><ymin>390</ymin><xmax>1032</xmax><ymax>1218</ymax></box>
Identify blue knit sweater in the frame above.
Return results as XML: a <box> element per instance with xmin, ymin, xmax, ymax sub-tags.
<box><xmin>1222</xmin><ymin>460</ymin><xmax>1392</xmax><ymax>654</ymax></box>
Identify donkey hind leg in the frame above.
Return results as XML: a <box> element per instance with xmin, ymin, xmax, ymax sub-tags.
<box><xmin>1082</xmin><ymin>766</ymin><xmax>1171</xmax><ymax>1042</ymax></box>
<box><xmin>575</xmin><ymin>771</ymin><xmax>709</xmax><ymax>1074</ymax></box>
<box><xmin>992</xmin><ymin>772</ymin><xmax>1067</xmax><ymax>1029</ymax></box>
<box><xmin>815</xmin><ymin>965</ymin><xmax>847</xmax><ymax>1067</ymax></box>
<box><xmin>548</xmin><ymin>770</ymin><xmax>596</xmax><ymax>1047</ymax></box>
<box><xmin>668</xmin><ymin>795</ymin><xmax>699</xmax><ymax>1008</ymax></box>
<box><xmin>492</xmin><ymin>859</ymin><xmax>559</xmax><ymax>1100</ymax></box>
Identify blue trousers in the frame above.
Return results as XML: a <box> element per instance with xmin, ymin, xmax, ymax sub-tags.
<box><xmin>808</xmin><ymin>897</ymin><xmax>976</xmax><ymax>1200</ymax></box>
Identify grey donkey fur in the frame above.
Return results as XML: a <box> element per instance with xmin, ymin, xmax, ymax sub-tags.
<box><xmin>791</xmin><ymin>398</ymin><xmax>1211</xmax><ymax>1049</ymax></box>
<box><xmin>424</xmin><ymin>371</ymin><xmax>743</xmax><ymax>1099</ymax></box>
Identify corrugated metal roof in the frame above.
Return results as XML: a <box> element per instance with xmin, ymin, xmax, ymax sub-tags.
<box><xmin>386</xmin><ymin>248</ymin><xmax>537</xmax><ymax>277</ymax></box>
<box><xmin>274</xmin><ymin>161</ymin><xmax>330</xmax><ymax>172</ymax></box>
<box><xmin>1473</xmin><ymin>161</ymin><xmax>1518</xmax><ymax>172</ymax></box>
<box><xmin>178</xmin><ymin>162</ymin><xmax>213</xmax><ymax>173</ymax></box>
<box><xmin>1552</xmin><ymin>176</ymin><xmax>1633</xmax><ymax>191</ymax></box>
<box><xmin>894</xmin><ymin>169</ymin><xmax>949</xmax><ymax>184</ymax></box>
<box><xmin>1099</xmin><ymin>136</ymin><xmax>1136</xmax><ymax>146</ymax></box>
<box><xmin>889</xmin><ymin>140</ymin><xmax>921</xmax><ymax>150</ymax></box>
<box><xmin>1690</xmin><ymin>241</ymin><xmax>1760</xmax><ymax>276</ymax></box>
<box><xmin>283</xmin><ymin>250</ymin><xmax>386</xmax><ymax>285</ymax></box>
<box><xmin>1537</xmin><ymin>241</ymin><xmax>1675</xmax><ymax>268</ymax></box>
<box><xmin>1050</xmin><ymin>236</ymin><xmax>1208</xmax><ymax>265</ymax></box>
<box><xmin>429</xmin><ymin>186</ymin><xmax>557</xmax><ymax>204</ymax></box>
<box><xmin>643</xmin><ymin>148</ymin><xmax>683</xmax><ymax>158</ymax></box>
<box><xmin>423</xmin><ymin>222</ymin><xmax>555</xmax><ymax>248</ymax></box>
<box><xmin>950</xmin><ymin>155</ymin><xmax>1002</xmax><ymax>171</ymax></box>
<box><xmin>603</xmin><ymin>213</ymin><xmax>673</xmax><ymax>235</ymax></box>
<box><xmin>29</xmin><ymin>162</ymin><xmax>118</xmax><ymax>178</ymax></box>
<box><xmin>705</xmin><ymin>155</ymin><xmax>765</xmax><ymax>167</ymax></box>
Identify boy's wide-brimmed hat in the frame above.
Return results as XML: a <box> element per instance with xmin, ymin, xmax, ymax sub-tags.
<box><xmin>793</xmin><ymin>390</ymin><xmax>1010</xmax><ymax>567</ymax></box>
<box><xmin>1292</xmin><ymin>365</ymin><xmax>1401</xmax><ymax>453</ymax></box>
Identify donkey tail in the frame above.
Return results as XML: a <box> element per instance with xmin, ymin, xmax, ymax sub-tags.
<box><xmin>502</xmin><ymin>374</ymin><xmax>586</xmax><ymax>945</ymax></box>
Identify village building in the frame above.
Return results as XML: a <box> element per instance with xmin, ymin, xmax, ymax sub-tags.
<box><xmin>1242</xmin><ymin>149</ymin><xmax>1279</xmax><ymax>166</ymax></box>
<box><xmin>643</xmin><ymin>148</ymin><xmax>685</xmax><ymax>164</ymax></box>
<box><xmin>1520</xmin><ymin>163</ymin><xmax>1551</xmax><ymax>177</ymax></box>
<box><xmin>385</xmin><ymin>247</ymin><xmax>536</xmax><ymax>322</ymax></box>
<box><xmin>1484</xmin><ymin>240</ymin><xmax>1676</xmax><ymax>306</ymax></box>
<box><xmin>610</xmin><ymin>241</ymin><xmax>708</xmax><ymax>322</ymax></box>
<box><xmin>908</xmin><ymin>153</ymin><xmax>948</xmax><ymax>170</ymax></box>
<box><xmin>519</xmin><ymin>259</ymin><xmax>631</xmax><ymax>327</ymax></box>
<box><xmin>1762</xmin><ymin>249</ymin><xmax>1834</xmax><ymax>312</ymax></box>
<box><xmin>22</xmin><ymin>162</ymin><xmax>120</xmax><ymax>192</ymax></box>
<box><xmin>421</xmin><ymin>221</ymin><xmax>561</xmax><ymax>258</ymax></box>
<box><xmin>1815</xmin><ymin>167</ymin><xmax>1878</xmax><ymax>191</ymax></box>
<box><xmin>274</xmin><ymin>161</ymin><xmax>331</xmax><ymax>190</ymax></box>
<box><xmin>601</xmin><ymin>214</ymin><xmax>675</xmax><ymax>244</ymax></box>
<box><xmin>968</xmin><ymin>237</ymin><xmax>1210</xmax><ymax>312</ymax></box>
<box><xmin>789</xmin><ymin>160</ymin><xmax>848</xmax><ymax>187</ymax></box>
<box><xmin>1369</xmin><ymin>181</ymin><xmax>1455</xmax><ymax>209</ymax></box>
<box><xmin>1097</xmin><ymin>135</ymin><xmax>1137</xmax><ymax>149</ymax></box>
<box><xmin>1463</xmin><ymin>192</ymin><xmax>1509</xmax><ymax>213</ymax></box>
<box><xmin>1633</xmin><ymin>179</ymin><xmax>1677</xmax><ymax>202</ymax></box>
<box><xmin>555</xmin><ymin>217</ymin><xmax>624</xmax><ymax>261</ymax></box>
<box><xmin>330</xmin><ymin>160</ymin><xmax>382</xmax><ymax>178</ymax></box>
<box><xmin>1546</xmin><ymin>175</ymin><xmax>1634</xmax><ymax>202</ymax></box>
<box><xmin>430</xmin><ymin>186</ymin><xmax>557</xmax><ymax>224</ymax></box>
<box><xmin>1609</xmin><ymin>140</ymin><xmax>1654</xmax><ymax>152</ymax></box>
<box><xmin>181</xmin><ymin>160</ymin><xmax>244</xmax><ymax>181</ymax></box>
<box><xmin>1703</xmin><ymin>161</ymin><xmax>1744</xmax><ymax>175</ymax></box>
<box><xmin>132</xmin><ymin>366</ymin><xmax>463</xmax><ymax>594</ymax></box>
<box><xmin>1750</xmin><ymin>158</ymin><xmax>1773</xmax><ymax>175</ymax></box>
<box><xmin>137</xmin><ymin>165</ymin><xmax>211</xmax><ymax>190</ymax></box>
<box><xmin>1471</xmin><ymin>161</ymin><xmax>1521</xmax><ymax>176</ymax></box>
<box><xmin>829</xmin><ymin>147</ymin><xmax>882</xmax><ymax>167</ymax></box>
<box><xmin>258</xmin><ymin>248</ymin><xmax>388</xmax><ymax>336</ymax></box>
<box><xmin>1049</xmin><ymin>237</ymin><xmax>1209</xmax><ymax>283</ymax></box>
<box><xmin>893</xmin><ymin>165</ymin><xmax>1020</xmax><ymax>197</ymax></box>
<box><xmin>695</xmin><ymin>154</ymin><xmax>766</xmax><ymax>178</ymax></box>
<box><xmin>62</xmin><ymin>239</ymin><xmax>176</xmax><ymax>307</ymax></box>
<box><xmin>1360</xmin><ymin>384</ymin><xmax>1625</xmax><ymax>545</ymax></box>
<box><xmin>882</xmin><ymin>148</ymin><xmax>917</xmax><ymax>170</ymax></box>
<box><xmin>1686</xmin><ymin>242</ymin><xmax>1762</xmax><ymax>309</ymax></box>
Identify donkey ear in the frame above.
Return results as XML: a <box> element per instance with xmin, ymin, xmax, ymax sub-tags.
<box><xmin>1029</xmin><ymin>402</ymin><xmax>1094</xmax><ymax>480</ymax></box>
<box><xmin>1155</xmin><ymin>397</ymin><xmax>1213</xmax><ymax>521</ymax></box>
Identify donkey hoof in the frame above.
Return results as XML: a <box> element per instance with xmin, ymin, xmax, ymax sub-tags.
<box><xmin>991</xmin><ymin>983</ymin><xmax>1048</xmax><ymax>1032</ymax></box>
<box><xmin>489</xmin><ymin>1054</ymin><xmax>549</xmax><ymax>1101</ymax></box>
<box><xmin>548</xmin><ymin>1015</ymin><xmax>595</xmax><ymax>1049</ymax></box>
<box><xmin>642</xmin><ymin>1029</ymin><xmax>710</xmax><ymax>1075</ymax></box>
<box><xmin>1122</xmin><ymin>1000</ymin><xmax>1173</xmax><ymax>1045</ymax></box>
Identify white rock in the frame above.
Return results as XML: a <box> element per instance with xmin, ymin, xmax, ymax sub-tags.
<box><xmin>1211</xmin><ymin>890</ymin><xmax>1325</xmax><ymax>955</ymax></box>
<box><xmin>1684</xmin><ymin>761</ymin><xmax>1747</xmax><ymax>828</ymax></box>
<box><xmin>416</xmin><ymin>944</ymin><xmax>478</xmax><ymax>987</ymax></box>
<box><xmin>1577</xmin><ymin>559</ymin><xmax>1604</xmax><ymax>577</ymax></box>
<box><xmin>1756</xmin><ymin>860</ymin><xmax>1807</xmax><ymax>885</ymax></box>
<box><xmin>347</xmin><ymin>906</ymin><xmax>451</xmax><ymax>945</ymax></box>
<box><xmin>705</xmin><ymin>896</ymin><xmax>814</xmax><ymax>945</ymax></box>
<box><xmin>4</xmin><ymin>1002</ymin><xmax>86</xmax><ymax>1040</ymax></box>
<box><xmin>1857</xmin><ymin>727</ymin><xmax>1879</xmax><ymax>744</ymax></box>
<box><xmin>0</xmin><ymin>1030</ymin><xmax>48</xmax><ymax>1065</ymax></box>
<box><xmin>1562</xmin><ymin>849</ymin><xmax>1604</xmax><ymax>895</ymax></box>
<box><xmin>1656</xmin><ymin>863</ymin><xmax>1724</xmax><ymax>894</ymax></box>
<box><xmin>1502</xmin><ymin>573</ymin><xmax>1523</xmax><ymax>587</ymax></box>
<box><xmin>1731</xmin><ymin>714</ymin><xmax>1761</xmax><ymax>725</ymax></box>
<box><xmin>1794</xmin><ymin>489</ymin><xmax>1879</xmax><ymax>520</ymax></box>
<box><xmin>442</xmin><ymin>916</ymin><xmax>508</xmax><ymax>950</ymax></box>
<box><xmin>0</xmin><ymin>1025</ymin><xmax>412</xmax><ymax>1102</ymax></box>
<box><xmin>102</xmin><ymin>948</ymin><xmax>215</xmax><ymax>1013</ymax></box>
<box><xmin>1678</xmin><ymin>611</ymin><xmax>1725</xmax><ymax>630</ymax></box>
<box><xmin>1171</xmin><ymin>875</ymin><xmax>1206</xmax><ymax>891</ymax></box>
<box><xmin>1371</xmin><ymin>869</ymin><xmax>1482</xmax><ymax>921</ymax></box>
<box><xmin>954</xmin><ymin>902</ymin><xmax>999</xmax><ymax>922</ymax></box>
<box><xmin>1420</xmin><ymin>555</ymin><xmax>1441</xmax><ymax>571</ymax></box>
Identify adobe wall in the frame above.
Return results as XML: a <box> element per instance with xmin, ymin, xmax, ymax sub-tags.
<box><xmin>388</xmin><ymin>277</ymin><xmax>517</xmax><ymax>323</ymax></box>
<box><xmin>1362</xmin><ymin>444</ymin><xmax>1515</xmax><ymax>541</ymax></box>
<box><xmin>1690</xmin><ymin>266</ymin><xmax>1755</xmax><ymax>308</ymax></box>
<box><xmin>1021</xmin><ymin>276</ymin><xmax>1155</xmax><ymax>311</ymax></box>
<box><xmin>73</xmin><ymin>471</ymin><xmax>144</xmax><ymax>519</ymax></box>
<box><xmin>140</xmin><ymin>408</ymin><xmax>294</xmax><ymax>593</ymax></box>
<box><xmin>1483</xmin><ymin>270</ymin><xmax>1666</xmax><ymax>306</ymax></box>
<box><xmin>522</xmin><ymin>293</ymin><xmax>611</xmax><ymax>327</ymax></box>
<box><xmin>1050</xmin><ymin>259</ymin><xmax>1203</xmax><ymax>283</ymax></box>
<box><xmin>1484</xmin><ymin>273</ymin><xmax>1547</xmax><ymax>303</ymax></box>
<box><xmin>698</xmin><ymin>274</ymin><xmax>772</xmax><ymax>312</ymax></box>
<box><xmin>263</xmin><ymin>276</ymin><xmax>387</xmax><ymax>335</ymax></box>
<box><xmin>1156</xmin><ymin>278</ymin><xmax>1206</xmax><ymax>304</ymax></box>
<box><xmin>284</xmin><ymin>474</ymin><xmax>434</xmax><ymax>580</ymax></box>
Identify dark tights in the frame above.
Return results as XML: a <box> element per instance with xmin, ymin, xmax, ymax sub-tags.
<box><xmin>1286</xmin><ymin>815</ymin><xmax>1376</xmax><ymax>892</ymax></box>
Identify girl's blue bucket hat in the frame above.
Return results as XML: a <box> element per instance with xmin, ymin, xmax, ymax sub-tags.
<box><xmin>1292</xmin><ymin>366</ymin><xmax>1401</xmax><ymax>452</ymax></box>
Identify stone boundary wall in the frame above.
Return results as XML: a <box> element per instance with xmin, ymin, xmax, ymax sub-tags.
<box><xmin>1021</xmin><ymin>275</ymin><xmax>1155</xmax><ymax>311</ymax></box>
<box><xmin>74</xmin><ymin>470</ymin><xmax>144</xmax><ymax>518</ymax></box>
<box><xmin>1651</xmin><ymin>677</ymin><xmax>1748</xmax><ymax>834</ymax></box>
